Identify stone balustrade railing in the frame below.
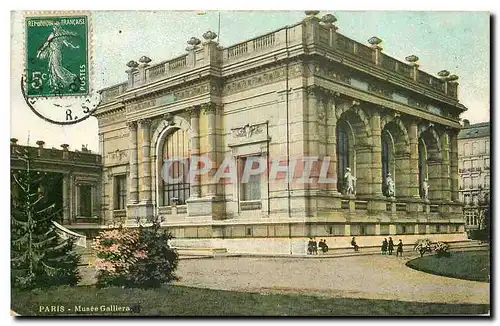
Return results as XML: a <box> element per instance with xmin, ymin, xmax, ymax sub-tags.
<box><xmin>100</xmin><ymin>18</ymin><xmax>459</xmax><ymax>103</ymax></box>
<box><xmin>11</xmin><ymin>143</ymin><xmax>102</xmax><ymax>164</ymax></box>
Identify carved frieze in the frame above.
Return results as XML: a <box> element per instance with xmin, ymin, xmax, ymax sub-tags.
<box><xmin>228</xmin><ymin>121</ymin><xmax>269</xmax><ymax>148</ymax></box>
<box><xmin>223</xmin><ymin>64</ymin><xmax>303</xmax><ymax>96</ymax></box>
<box><xmin>232</xmin><ymin>123</ymin><xmax>264</xmax><ymax>138</ymax></box>
<box><xmin>408</xmin><ymin>97</ymin><xmax>429</xmax><ymax>110</ymax></box>
<box><xmin>368</xmin><ymin>83</ymin><xmax>393</xmax><ymax>99</ymax></box>
<box><xmin>106</xmin><ymin>149</ymin><xmax>128</xmax><ymax>162</ymax></box>
<box><xmin>315</xmin><ymin>65</ymin><xmax>351</xmax><ymax>85</ymax></box>
<box><xmin>126</xmin><ymin>80</ymin><xmax>219</xmax><ymax>113</ymax></box>
<box><xmin>97</xmin><ymin>109</ymin><xmax>126</xmax><ymax>127</ymax></box>
<box><xmin>201</xmin><ymin>102</ymin><xmax>224</xmax><ymax>115</ymax></box>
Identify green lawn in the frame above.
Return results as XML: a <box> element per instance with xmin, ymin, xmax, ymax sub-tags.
<box><xmin>12</xmin><ymin>285</ymin><xmax>489</xmax><ymax>316</ymax></box>
<box><xmin>406</xmin><ymin>250</ymin><xmax>490</xmax><ymax>283</ymax></box>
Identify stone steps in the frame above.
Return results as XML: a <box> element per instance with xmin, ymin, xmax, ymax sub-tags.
<box><xmin>173</xmin><ymin>247</ymin><xmax>228</xmax><ymax>256</ymax></box>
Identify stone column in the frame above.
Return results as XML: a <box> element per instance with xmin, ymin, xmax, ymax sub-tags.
<box><xmin>326</xmin><ymin>94</ymin><xmax>340</xmax><ymax>194</ymax></box>
<box><xmin>440</xmin><ymin>131</ymin><xmax>452</xmax><ymax>202</ymax></box>
<box><xmin>408</xmin><ymin>121</ymin><xmax>421</xmax><ymax>198</ymax></box>
<box><xmin>188</xmin><ymin>106</ymin><xmax>201</xmax><ymax>198</ymax></box>
<box><xmin>449</xmin><ymin>129</ymin><xmax>460</xmax><ymax>202</ymax></box>
<box><xmin>62</xmin><ymin>173</ymin><xmax>70</xmax><ymax>224</ymax></box>
<box><xmin>127</xmin><ymin>121</ymin><xmax>139</xmax><ymax>204</ymax></box>
<box><xmin>306</xmin><ymin>86</ymin><xmax>321</xmax><ymax>157</ymax></box>
<box><xmin>370</xmin><ymin>109</ymin><xmax>383</xmax><ymax>198</ymax></box>
<box><xmin>306</xmin><ymin>86</ymin><xmax>321</xmax><ymax>193</ymax></box>
<box><xmin>202</xmin><ymin>103</ymin><xmax>217</xmax><ymax>197</ymax></box>
<box><xmin>138</xmin><ymin>118</ymin><xmax>153</xmax><ymax>203</ymax></box>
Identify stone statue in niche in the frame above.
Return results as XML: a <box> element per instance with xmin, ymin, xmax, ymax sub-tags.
<box><xmin>344</xmin><ymin>167</ymin><xmax>356</xmax><ymax>195</ymax></box>
<box><xmin>386</xmin><ymin>173</ymin><xmax>395</xmax><ymax>198</ymax></box>
<box><xmin>422</xmin><ymin>178</ymin><xmax>429</xmax><ymax>200</ymax></box>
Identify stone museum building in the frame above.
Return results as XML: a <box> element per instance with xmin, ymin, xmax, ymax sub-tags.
<box><xmin>92</xmin><ymin>12</ymin><xmax>468</xmax><ymax>253</ymax></box>
<box><xmin>458</xmin><ymin>120</ymin><xmax>490</xmax><ymax>234</ymax></box>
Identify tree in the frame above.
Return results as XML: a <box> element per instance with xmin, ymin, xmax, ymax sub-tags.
<box><xmin>11</xmin><ymin>145</ymin><xmax>80</xmax><ymax>289</ymax></box>
<box><xmin>470</xmin><ymin>193</ymin><xmax>490</xmax><ymax>242</ymax></box>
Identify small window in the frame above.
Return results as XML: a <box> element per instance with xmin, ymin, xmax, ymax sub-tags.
<box><xmin>114</xmin><ymin>175</ymin><xmax>127</xmax><ymax>210</ymax></box>
<box><xmin>464</xmin><ymin>143</ymin><xmax>471</xmax><ymax>156</ymax></box>
<box><xmin>472</xmin><ymin>142</ymin><xmax>479</xmax><ymax>155</ymax></box>
<box><xmin>79</xmin><ymin>185</ymin><xmax>92</xmax><ymax>217</ymax></box>
<box><xmin>240</xmin><ymin>157</ymin><xmax>262</xmax><ymax>201</ymax></box>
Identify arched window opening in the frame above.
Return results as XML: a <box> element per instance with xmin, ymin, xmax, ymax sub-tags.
<box><xmin>418</xmin><ymin>138</ymin><xmax>428</xmax><ymax>198</ymax></box>
<box><xmin>161</xmin><ymin>128</ymin><xmax>190</xmax><ymax>206</ymax></box>
<box><xmin>381</xmin><ymin>130</ymin><xmax>395</xmax><ymax>196</ymax></box>
<box><xmin>336</xmin><ymin>121</ymin><xmax>350</xmax><ymax>193</ymax></box>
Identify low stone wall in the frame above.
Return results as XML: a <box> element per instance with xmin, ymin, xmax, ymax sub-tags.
<box><xmin>170</xmin><ymin>233</ymin><xmax>468</xmax><ymax>255</ymax></box>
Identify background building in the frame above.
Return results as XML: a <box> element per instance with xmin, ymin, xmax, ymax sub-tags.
<box><xmin>458</xmin><ymin>120</ymin><xmax>490</xmax><ymax>234</ymax></box>
<box><xmin>92</xmin><ymin>12</ymin><xmax>468</xmax><ymax>253</ymax></box>
<box><xmin>10</xmin><ymin>138</ymin><xmax>102</xmax><ymax>226</ymax></box>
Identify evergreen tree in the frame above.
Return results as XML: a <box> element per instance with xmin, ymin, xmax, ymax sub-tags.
<box><xmin>11</xmin><ymin>145</ymin><xmax>80</xmax><ymax>289</ymax></box>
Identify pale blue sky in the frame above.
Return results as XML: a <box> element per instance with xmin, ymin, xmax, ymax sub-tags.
<box><xmin>11</xmin><ymin>11</ymin><xmax>490</xmax><ymax>152</ymax></box>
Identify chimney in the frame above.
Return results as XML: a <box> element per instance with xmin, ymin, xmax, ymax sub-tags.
<box><xmin>61</xmin><ymin>144</ymin><xmax>70</xmax><ymax>159</ymax></box>
<box><xmin>36</xmin><ymin>140</ymin><xmax>45</xmax><ymax>157</ymax></box>
<box><xmin>463</xmin><ymin>119</ymin><xmax>470</xmax><ymax>127</ymax></box>
<box><xmin>10</xmin><ymin>138</ymin><xmax>18</xmax><ymax>145</ymax></box>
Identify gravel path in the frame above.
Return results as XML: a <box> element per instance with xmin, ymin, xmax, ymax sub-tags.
<box><xmin>176</xmin><ymin>255</ymin><xmax>490</xmax><ymax>305</ymax></box>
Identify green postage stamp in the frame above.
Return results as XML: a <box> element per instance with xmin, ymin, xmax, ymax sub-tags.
<box><xmin>25</xmin><ymin>14</ymin><xmax>89</xmax><ymax>97</ymax></box>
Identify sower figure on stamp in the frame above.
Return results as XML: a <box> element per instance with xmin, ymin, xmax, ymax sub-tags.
<box><xmin>344</xmin><ymin>167</ymin><xmax>356</xmax><ymax>195</ymax></box>
<box><xmin>36</xmin><ymin>23</ymin><xmax>80</xmax><ymax>90</ymax></box>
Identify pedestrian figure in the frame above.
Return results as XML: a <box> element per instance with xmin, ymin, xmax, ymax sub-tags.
<box><xmin>312</xmin><ymin>238</ymin><xmax>318</xmax><ymax>255</ymax></box>
<box><xmin>381</xmin><ymin>238</ymin><xmax>388</xmax><ymax>255</ymax></box>
<box><xmin>388</xmin><ymin>237</ymin><xmax>394</xmax><ymax>255</ymax></box>
<box><xmin>351</xmin><ymin>237</ymin><xmax>359</xmax><ymax>252</ymax></box>
<box><xmin>396</xmin><ymin>239</ymin><xmax>404</xmax><ymax>257</ymax></box>
<box><xmin>307</xmin><ymin>238</ymin><xmax>314</xmax><ymax>255</ymax></box>
<box><xmin>319</xmin><ymin>239</ymin><xmax>329</xmax><ymax>253</ymax></box>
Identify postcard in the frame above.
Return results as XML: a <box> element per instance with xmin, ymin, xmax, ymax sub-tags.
<box><xmin>10</xmin><ymin>10</ymin><xmax>490</xmax><ymax>317</ymax></box>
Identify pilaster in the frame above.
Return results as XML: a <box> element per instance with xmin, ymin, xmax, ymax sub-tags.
<box><xmin>127</xmin><ymin>121</ymin><xmax>139</xmax><ymax>204</ymax></box>
<box><xmin>408</xmin><ymin>120</ymin><xmax>421</xmax><ymax>198</ymax></box>
<box><xmin>187</xmin><ymin>106</ymin><xmax>201</xmax><ymax>198</ymax></box>
<box><xmin>449</xmin><ymin>129</ymin><xmax>460</xmax><ymax>202</ymax></box>
<box><xmin>138</xmin><ymin>118</ymin><xmax>153</xmax><ymax>204</ymax></box>
<box><xmin>440</xmin><ymin>131</ymin><xmax>452</xmax><ymax>202</ymax></box>
<box><xmin>62</xmin><ymin>173</ymin><xmax>70</xmax><ymax>224</ymax></box>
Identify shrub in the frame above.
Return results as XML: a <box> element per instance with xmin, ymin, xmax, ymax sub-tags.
<box><xmin>414</xmin><ymin>239</ymin><xmax>433</xmax><ymax>257</ymax></box>
<box><xmin>92</xmin><ymin>218</ymin><xmax>178</xmax><ymax>288</ymax></box>
<box><xmin>470</xmin><ymin>229</ymin><xmax>489</xmax><ymax>242</ymax></box>
<box><xmin>433</xmin><ymin>241</ymin><xmax>450</xmax><ymax>258</ymax></box>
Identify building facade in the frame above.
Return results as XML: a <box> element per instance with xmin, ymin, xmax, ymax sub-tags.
<box><xmin>94</xmin><ymin>12</ymin><xmax>468</xmax><ymax>253</ymax></box>
<box><xmin>10</xmin><ymin>139</ymin><xmax>102</xmax><ymax>226</ymax></box>
<box><xmin>458</xmin><ymin>120</ymin><xmax>490</xmax><ymax>233</ymax></box>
